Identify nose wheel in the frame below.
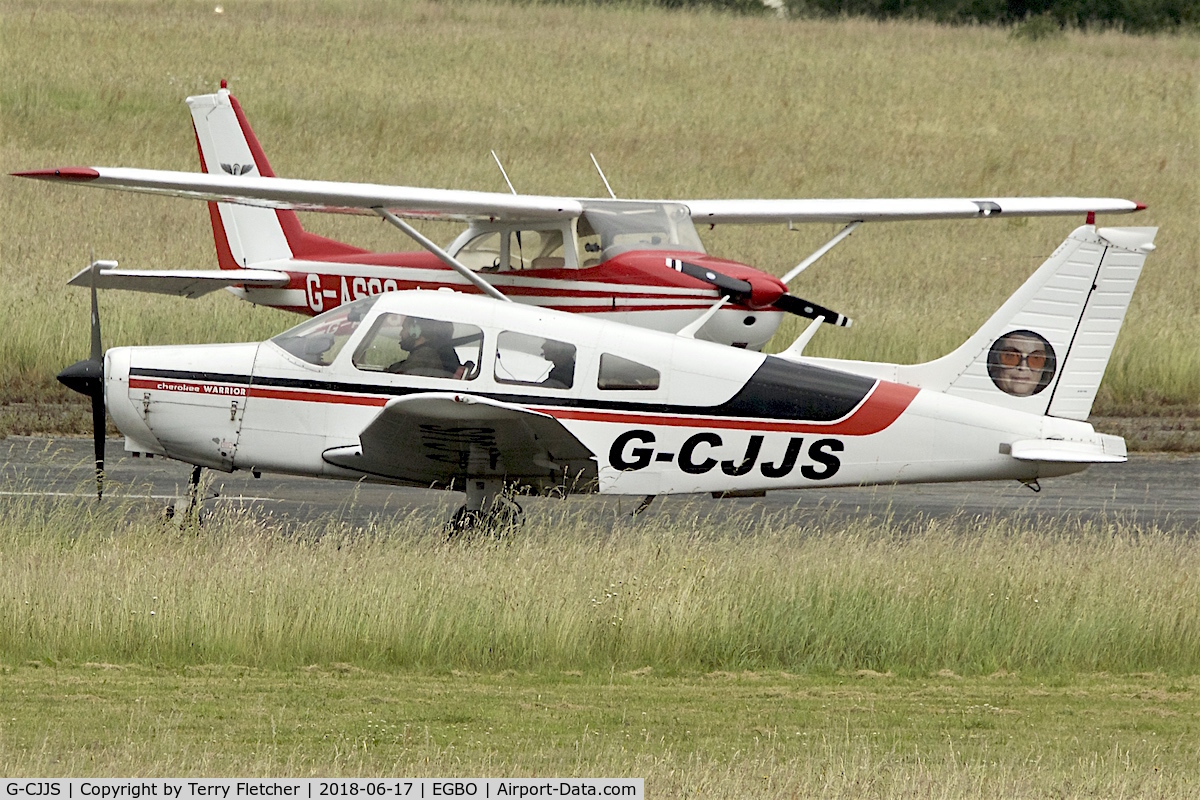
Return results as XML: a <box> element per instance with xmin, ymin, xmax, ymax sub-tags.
<box><xmin>165</xmin><ymin>465</ymin><xmax>212</xmax><ymax>528</ymax></box>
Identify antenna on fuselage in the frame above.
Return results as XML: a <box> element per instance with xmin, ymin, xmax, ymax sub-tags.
<box><xmin>590</xmin><ymin>153</ymin><xmax>617</xmax><ymax>199</ymax></box>
<box><xmin>491</xmin><ymin>150</ymin><xmax>517</xmax><ymax>195</ymax></box>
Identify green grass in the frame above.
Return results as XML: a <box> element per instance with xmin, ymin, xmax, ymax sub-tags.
<box><xmin>0</xmin><ymin>666</ymin><xmax>1196</xmax><ymax>796</ymax></box>
<box><xmin>1</xmin><ymin>1</ymin><xmax>1197</xmax><ymax>416</ymax></box>
<box><xmin>1</xmin><ymin>493</ymin><xmax>1197</xmax><ymax>794</ymax></box>
<box><xmin>2</xmin><ymin>494</ymin><xmax>1197</xmax><ymax>675</ymax></box>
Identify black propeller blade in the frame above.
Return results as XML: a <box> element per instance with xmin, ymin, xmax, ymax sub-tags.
<box><xmin>667</xmin><ymin>258</ymin><xmax>753</xmax><ymax>298</ymax></box>
<box><xmin>772</xmin><ymin>293</ymin><xmax>852</xmax><ymax>328</ymax></box>
<box><xmin>666</xmin><ymin>258</ymin><xmax>852</xmax><ymax>327</ymax></box>
<box><xmin>57</xmin><ymin>259</ymin><xmax>106</xmax><ymax>498</ymax></box>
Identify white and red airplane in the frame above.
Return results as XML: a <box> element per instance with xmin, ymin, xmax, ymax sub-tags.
<box><xmin>58</xmin><ymin>222</ymin><xmax>1155</xmax><ymax>528</ymax></box>
<box><xmin>17</xmin><ymin>84</ymin><xmax>1146</xmax><ymax>350</ymax></box>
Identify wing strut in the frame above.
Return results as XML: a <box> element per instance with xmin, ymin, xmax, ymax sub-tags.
<box><xmin>590</xmin><ymin>153</ymin><xmax>617</xmax><ymax>199</ymax></box>
<box><xmin>780</xmin><ymin>221</ymin><xmax>861</xmax><ymax>285</ymax></box>
<box><xmin>491</xmin><ymin>150</ymin><xmax>517</xmax><ymax>195</ymax></box>
<box><xmin>373</xmin><ymin>207</ymin><xmax>511</xmax><ymax>303</ymax></box>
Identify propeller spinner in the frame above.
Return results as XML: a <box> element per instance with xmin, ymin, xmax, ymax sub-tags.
<box><xmin>57</xmin><ymin>259</ymin><xmax>107</xmax><ymax>498</ymax></box>
<box><xmin>666</xmin><ymin>258</ymin><xmax>852</xmax><ymax>327</ymax></box>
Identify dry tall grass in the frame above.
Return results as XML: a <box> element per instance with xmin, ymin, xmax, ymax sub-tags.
<box><xmin>2</xmin><ymin>1</ymin><xmax>1196</xmax><ymax>410</ymax></box>
<box><xmin>2</xmin><ymin>494</ymin><xmax>1197</xmax><ymax>674</ymax></box>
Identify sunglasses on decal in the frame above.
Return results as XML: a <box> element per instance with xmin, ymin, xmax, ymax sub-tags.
<box><xmin>996</xmin><ymin>347</ymin><xmax>1047</xmax><ymax>371</ymax></box>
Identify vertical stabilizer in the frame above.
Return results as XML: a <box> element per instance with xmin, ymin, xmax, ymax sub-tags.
<box><xmin>793</xmin><ymin>225</ymin><xmax>1155</xmax><ymax>421</ymax></box>
<box><xmin>187</xmin><ymin>87</ymin><xmax>367</xmax><ymax>269</ymax></box>
<box><xmin>925</xmin><ymin>225</ymin><xmax>1155</xmax><ymax>420</ymax></box>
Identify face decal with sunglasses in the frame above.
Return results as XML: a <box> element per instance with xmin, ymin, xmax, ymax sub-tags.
<box><xmin>987</xmin><ymin>330</ymin><xmax>1056</xmax><ymax>397</ymax></box>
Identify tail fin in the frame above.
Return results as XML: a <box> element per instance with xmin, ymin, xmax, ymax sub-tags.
<box><xmin>797</xmin><ymin>225</ymin><xmax>1156</xmax><ymax>420</ymax></box>
<box><xmin>187</xmin><ymin>86</ymin><xmax>367</xmax><ymax>269</ymax></box>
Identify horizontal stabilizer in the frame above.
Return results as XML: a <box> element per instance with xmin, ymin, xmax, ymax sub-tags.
<box><xmin>1007</xmin><ymin>435</ymin><xmax>1126</xmax><ymax>464</ymax></box>
<box><xmin>67</xmin><ymin>265</ymin><xmax>290</xmax><ymax>298</ymax></box>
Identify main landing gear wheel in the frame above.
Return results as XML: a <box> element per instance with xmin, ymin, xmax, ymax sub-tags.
<box><xmin>446</xmin><ymin>496</ymin><xmax>524</xmax><ymax>538</ymax></box>
<box><xmin>445</xmin><ymin>478</ymin><xmax>525</xmax><ymax>538</ymax></box>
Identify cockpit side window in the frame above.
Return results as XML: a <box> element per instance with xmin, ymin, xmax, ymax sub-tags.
<box><xmin>352</xmin><ymin>314</ymin><xmax>483</xmax><ymax>380</ymax></box>
<box><xmin>505</xmin><ymin>229</ymin><xmax>566</xmax><ymax>271</ymax></box>
<box><xmin>457</xmin><ymin>227</ymin><xmax>572</xmax><ymax>272</ymax></box>
<box><xmin>456</xmin><ymin>231</ymin><xmax>504</xmax><ymax>272</ymax></box>
<box><xmin>270</xmin><ymin>295</ymin><xmax>380</xmax><ymax>366</ymax></box>
<box><xmin>494</xmin><ymin>331</ymin><xmax>576</xmax><ymax>389</ymax></box>
<box><xmin>597</xmin><ymin>353</ymin><xmax>660</xmax><ymax>391</ymax></box>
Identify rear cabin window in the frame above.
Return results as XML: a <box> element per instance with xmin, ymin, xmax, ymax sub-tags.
<box><xmin>597</xmin><ymin>354</ymin><xmax>660</xmax><ymax>391</ymax></box>
<box><xmin>494</xmin><ymin>332</ymin><xmax>576</xmax><ymax>389</ymax></box>
<box><xmin>352</xmin><ymin>314</ymin><xmax>483</xmax><ymax>380</ymax></box>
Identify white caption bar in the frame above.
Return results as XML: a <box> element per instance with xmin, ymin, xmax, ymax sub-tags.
<box><xmin>1</xmin><ymin>780</ymin><xmax>643</xmax><ymax>800</ymax></box>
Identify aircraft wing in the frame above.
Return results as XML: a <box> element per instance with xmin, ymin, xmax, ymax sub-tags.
<box><xmin>682</xmin><ymin>197</ymin><xmax>1144</xmax><ymax>225</ymax></box>
<box><xmin>15</xmin><ymin>167</ymin><xmax>581</xmax><ymax>223</ymax></box>
<box><xmin>17</xmin><ymin>168</ymin><xmax>1141</xmax><ymax>227</ymax></box>
<box><xmin>321</xmin><ymin>393</ymin><xmax>598</xmax><ymax>489</ymax></box>
<box><xmin>67</xmin><ymin>264</ymin><xmax>291</xmax><ymax>298</ymax></box>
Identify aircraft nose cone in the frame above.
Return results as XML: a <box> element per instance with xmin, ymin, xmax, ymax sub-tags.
<box><xmin>746</xmin><ymin>274</ymin><xmax>787</xmax><ymax>309</ymax></box>
<box><xmin>58</xmin><ymin>358</ymin><xmax>104</xmax><ymax>397</ymax></box>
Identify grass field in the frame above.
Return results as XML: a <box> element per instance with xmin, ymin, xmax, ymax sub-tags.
<box><xmin>2</xmin><ymin>0</ymin><xmax>1197</xmax><ymax>418</ymax></box>
<box><xmin>3</xmin><ymin>496</ymin><xmax>1198</xmax><ymax>675</ymax></box>
<box><xmin>2</xmin><ymin>666</ymin><xmax>1197</xmax><ymax>796</ymax></box>
<box><xmin>1</xmin><ymin>495</ymin><xmax>1198</xmax><ymax>793</ymax></box>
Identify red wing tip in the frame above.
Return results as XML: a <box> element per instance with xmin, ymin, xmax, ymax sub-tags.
<box><xmin>1134</xmin><ymin>202</ymin><xmax>1147</xmax><ymax>211</ymax></box>
<box><xmin>12</xmin><ymin>167</ymin><xmax>100</xmax><ymax>182</ymax></box>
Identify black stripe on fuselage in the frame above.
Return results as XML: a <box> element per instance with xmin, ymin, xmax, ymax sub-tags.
<box><xmin>130</xmin><ymin>357</ymin><xmax>876</xmax><ymax>423</ymax></box>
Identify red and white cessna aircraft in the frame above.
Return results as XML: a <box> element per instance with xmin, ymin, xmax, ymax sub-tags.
<box><xmin>58</xmin><ymin>221</ymin><xmax>1155</xmax><ymax>528</ymax></box>
<box><xmin>17</xmin><ymin>84</ymin><xmax>1145</xmax><ymax>350</ymax></box>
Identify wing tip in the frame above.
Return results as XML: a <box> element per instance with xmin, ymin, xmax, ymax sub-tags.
<box><xmin>12</xmin><ymin>167</ymin><xmax>101</xmax><ymax>182</ymax></box>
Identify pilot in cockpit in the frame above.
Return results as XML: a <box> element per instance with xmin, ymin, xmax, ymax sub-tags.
<box><xmin>388</xmin><ymin>317</ymin><xmax>463</xmax><ymax>378</ymax></box>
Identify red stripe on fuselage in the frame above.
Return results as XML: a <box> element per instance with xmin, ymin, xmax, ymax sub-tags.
<box><xmin>130</xmin><ymin>377</ymin><xmax>389</xmax><ymax>407</ymax></box>
<box><xmin>532</xmin><ymin>381</ymin><xmax>918</xmax><ymax>435</ymax></box>
<box><xmin>129</xmin><ymin>377</ymin><xmax>919</xmax><ymax>435</ymax></box>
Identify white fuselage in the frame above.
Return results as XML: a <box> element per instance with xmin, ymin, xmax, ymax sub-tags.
<box><xmin>103</xmin><ymin>291</ymin><xmax>1108</xmax><ymax>497</ymax></box>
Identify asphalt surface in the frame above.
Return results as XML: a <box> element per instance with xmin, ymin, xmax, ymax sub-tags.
<box><xmin>2</xmin><ymin>436</ymin><xmax>1196</xmax><ymax>532</ymax></box>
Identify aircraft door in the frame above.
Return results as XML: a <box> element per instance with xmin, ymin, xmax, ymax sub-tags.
<box><xmin>137</xmin><ymin>344</ymin><xmax>258</xmax><ymax>471</ymax></box>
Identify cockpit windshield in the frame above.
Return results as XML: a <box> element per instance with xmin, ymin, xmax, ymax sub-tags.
<box><xmin>271</xmin><ymin>295</ymin><xmax>380</xmax><ymax>366</ymax></box>
<box><xmin>578</xmin><ymin>201</ymin><xmax>705</xmax><ymax>264</ymax></box>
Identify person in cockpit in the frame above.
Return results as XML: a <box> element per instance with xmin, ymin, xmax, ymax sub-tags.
<box><xmin>389</xmin><ymin>317</ymin><xmax>463</xmax><ymax>378</ymax></box>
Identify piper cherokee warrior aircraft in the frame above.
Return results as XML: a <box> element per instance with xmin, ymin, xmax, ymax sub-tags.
<box><xmin>58</xmin><ymin>222</ymin><xmax>1155</xmax><ymax>529</ymax></box>
<box><xmin>17</xmin><ymin>83</ymin><xmax>1145</xmax><ymax>350</ymax></box>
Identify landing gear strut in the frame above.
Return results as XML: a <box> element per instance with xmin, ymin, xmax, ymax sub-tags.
<box><xmin>166</xmin><ymin>465</ymin><xmax>210</xmax><ymax>527</ymax></box>
<box><xmin>446</xmin><ymin>478</ymin><xmax>525</xmax><ymax>537</ymax></box>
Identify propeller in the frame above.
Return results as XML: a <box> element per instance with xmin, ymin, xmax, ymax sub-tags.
<box><xmin>57</xmin><ymin>258</ymin><xmax>106</xmax><ymax>498</ymax></box>
<box><xmin>770</xmin><ymin>292</ymin><xmax>852</xmax><ymax>328</ymax></box>
<box><xmin>666</xmin><ymin>258</ymin><xmax>852</xmax><ymax>327</ymax></box>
